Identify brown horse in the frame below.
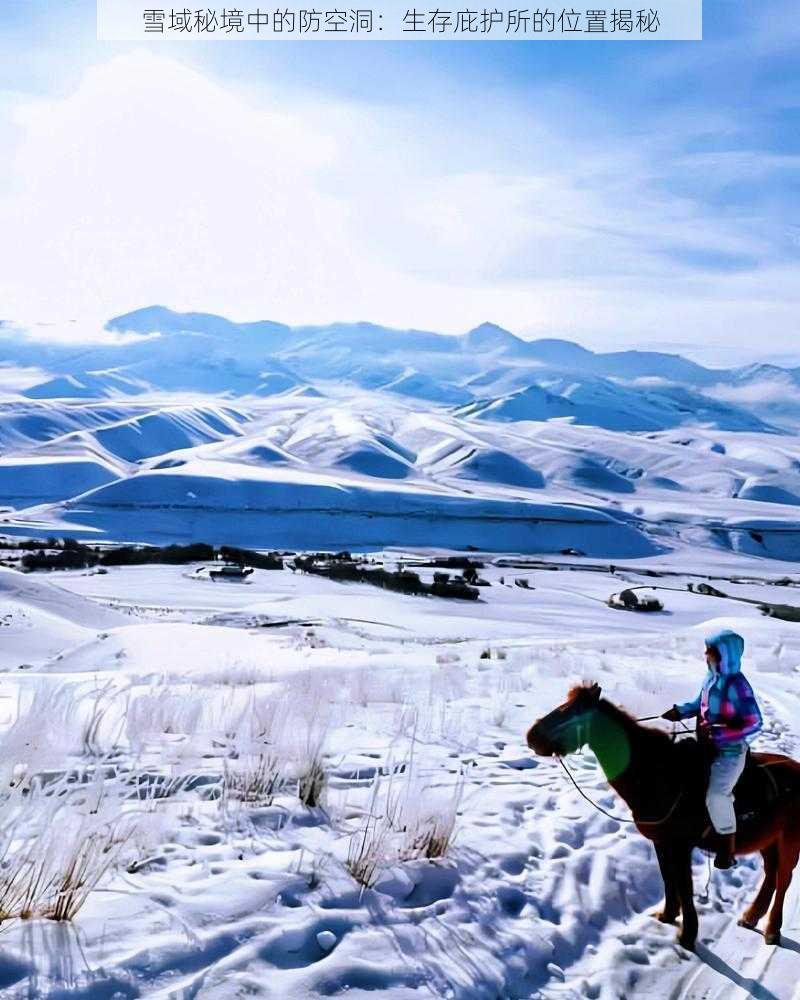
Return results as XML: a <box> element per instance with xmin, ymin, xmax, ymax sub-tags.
<box><xmin>526</xmin><ymin>683</ymin><xmax>800</xmax><ymax>950</ymax></box>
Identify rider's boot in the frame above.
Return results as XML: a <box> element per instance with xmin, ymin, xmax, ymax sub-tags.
<box><xmin>714</xmin><ymin>832</ymin><xmax>736</xmax><ymax>870</ymax></box>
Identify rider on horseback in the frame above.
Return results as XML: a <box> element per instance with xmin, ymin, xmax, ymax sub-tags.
<box><xmin>662</xmin><ymin>629</ymin><xmax>763</xmax><ymax>870</ymax></box>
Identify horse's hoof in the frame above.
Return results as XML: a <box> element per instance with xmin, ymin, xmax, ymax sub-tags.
<box><xmin>764</xmin><ymin>932</ymin><xmax>780</xmax><ymax>946</ymax></box>
<box><xmin>737</xmin><ymin>917</ymin><xmax>756</xmax><ymax>930</ymax></box>
<box><xmin>657</xmin><ymin>911</ymin><xmax>678</xmax><ymax>925</ymax></box>
<box><xmin>677</xmin><ymin>933</ymin><xmax>696</xmax><ymax>951</ymax></box>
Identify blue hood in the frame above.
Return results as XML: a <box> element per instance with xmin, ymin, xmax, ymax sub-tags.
<box><xmin>705</xmin><ymin>629</ymin><xmax>744</xmax><ymax>676</ymax></box>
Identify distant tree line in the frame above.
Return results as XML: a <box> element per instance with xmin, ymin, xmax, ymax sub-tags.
<box><xmin>15</xmin><ymin>538</ymin><xmax>284</xmax><ymax>572</ymax></box>
<box><xmin>417</xmin><ymin>556</ymin><xmax>485</xmax><ymax>571</ymax></box>
<box><xmin>292</xmin><ymin>554</ymin><xmax>480</xmax><ymax>601</ymax></box>
<box><xmin>10</xmin><ymin>539</ymin><xmax>482</xmax><ymax>599</ymax></box>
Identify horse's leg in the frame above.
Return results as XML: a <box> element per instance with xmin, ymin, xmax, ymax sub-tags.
<box><xmin>764</xmin><ymin>837</ymin><xmax>800</xmax><ymax>946</ymax></box>
<box><xmin>654</xmin><ymin>843</ymin><xmax>680</xmax><ymax>924</ymax></box>
<box><xmin>673</xmin><ymin>845</ymin><xmax>698</xmax><ymax>950</ymax></box>
<box><xmin>738</xmin><ymin>844</ymin><xmax>778</xmax><ymax>929</ymax></box>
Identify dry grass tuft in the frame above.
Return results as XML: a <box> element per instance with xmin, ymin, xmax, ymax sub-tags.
<box><xmin>222</xmin><ymin>752</ymin><xmax>285</xmax><ymax>806</ymax></box>
<box><xmin>346</xmin><ymin>814</ymin><xmax>391</xmax><ymax>889</ymax></box>
<box><xmin>0</xmin><ymin>786</ymin><xmax>156</xmax><ymax>924</ymax></box>
<box><xmin>297</xmin><ymin>756</ymin><xmax>327</xmax><ymax>808</ymax></box>
<box><xmin>398</xmin><ymin>772</ymin><xmax>464</xmax><ymax>861</ymax></box>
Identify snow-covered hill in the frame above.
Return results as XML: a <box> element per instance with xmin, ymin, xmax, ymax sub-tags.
<box><xmin>3</xmin><ymin>307</ymin><xmax>800</xmax><ymax>557</ymax></box>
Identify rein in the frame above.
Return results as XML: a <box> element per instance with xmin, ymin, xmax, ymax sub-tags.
<box><xmin>636</xmin><ymin>714</ymin><xmax>694</xmax><ymax>734</ymax></box>
<box><xmin>556</xmin><ymin>756</ymin><xmax>635</xmax><ymax>824</ymax></box>
<box><xmin>637</xmin><ymin>714</ymin><xmax>695</xmax><ymax>737</ymax></box>
<box><xmin>554</xmin><ymin>714</ymin><xmax>691</xmax><ymax>827</ymax></box>
<box><xmin>556</xmin><ymin>755</ymin><xmax>686</xmax><ymax>827</ymax></box>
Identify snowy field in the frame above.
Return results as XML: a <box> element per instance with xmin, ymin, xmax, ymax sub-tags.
<box><xmin>3</xmin><ymin>314</ymin><xmax>800</xmax><ymax>996</ymax></box>
<box><xmin>0</xmin><ymin>552</ymin><xmax>799</xmax><ymax>999</ymax></box>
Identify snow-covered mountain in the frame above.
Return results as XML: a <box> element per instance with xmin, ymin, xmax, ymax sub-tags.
<box><xmin>0</xmin><ymin>305</ymin><xmax>786</xmax><ymax>417</ymax></box>
<box><xmin>3</xmin><ymin>306</ymin><xmax>800</xmax><ymax>558</ymax></box>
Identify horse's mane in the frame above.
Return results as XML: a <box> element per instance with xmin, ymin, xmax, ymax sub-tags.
<box><xmin>566</xmin><ymin>682</ymin><xmax>601</xmax><ymax>703</ymax></box>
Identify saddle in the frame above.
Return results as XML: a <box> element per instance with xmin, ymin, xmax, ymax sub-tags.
<box><xmin>676</xmin><ymin>738</ymin><xmax>781</xmax><ymax>828</ymax></box>
<box><xmin>731</xmin><ymin>751</ymin><xmax>780</xmax><ymax>825</ymax></box>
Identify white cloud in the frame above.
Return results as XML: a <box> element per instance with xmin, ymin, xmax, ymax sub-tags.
<box><xmin>708</xmin><ymin>375</ymin><xmax>797</xmax><ymax>406</ymax></box>
<box><xmin>1</xmin><ymin>53</ymin><xmax>360</xmax><ymax>324</ymax></box>
<box><xmin>0</xmin><ymin>50</ymin><xmax>798</xmax><ymax>352</ymax></box>
<box><xmin>0</xmin><ymin>363</ymin><xmax>48</xmax><ymax>392</ymax></box>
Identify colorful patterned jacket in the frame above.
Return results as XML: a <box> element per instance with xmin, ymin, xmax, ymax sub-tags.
<box><xmin>674</xmin><ymin>629</ymin><xmax>763</xmax><ymax>750</ymax></box>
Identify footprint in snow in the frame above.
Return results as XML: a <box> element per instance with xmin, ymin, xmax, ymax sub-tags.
<box><xmin>496</xmin><ymin>885</ymin><xmax>527</xmax><ymax>916</ymax></box>
<box><xmin>258</xmin><ymin>917</ymin><xmax>353</xmax><ymax>969</ymax></box>
<box><xmin>499</xmin><ymin>853</ymin><xmax>527</xmax><ymax>875</ymax></box>
<box><xmin>552</xmin><ymin>823</ymin><xmax>584</xmax><ymax>849</ymax></box>
<box><xmin>500</xmin><ymin>756</ymin><xmax>537</xmax><ymax>770</ymax></box>
<box><xmin>195</xmin><ymin>832</ymin><xmax>223</xmax><ymax>847</ymax></box>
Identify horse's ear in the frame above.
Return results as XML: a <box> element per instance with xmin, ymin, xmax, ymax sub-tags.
<box><xmin>588</xmin><ymin>682</ymin><xmax>602</xmax><ymax>702</ymax></box>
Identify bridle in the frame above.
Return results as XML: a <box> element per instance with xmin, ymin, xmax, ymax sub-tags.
<box><xmin>546</xmin><ymin>710</ymin><xmax>689</xmax><ymax>827</ymax></box>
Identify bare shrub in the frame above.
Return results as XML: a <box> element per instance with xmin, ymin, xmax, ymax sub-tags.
<box><xmin>222</xmin><ymin>751</ymin><xmax>285</xmax><ymax>806</ymax></box>
<box><xmin>195</xmin><ymin>656</ymin><xmax>276</xmax><ymax>687</ymax></box>
<box><xmin>346</xmin><ymin>817</ymin><xmax>389</xmax><ymax>889</ymax></box>
<box><xmin>0</xmin><ymin>784</ymin><xmax>159</xmax><ymax>923</ymax></box>
<box><xmin>285</xmin><ymin>682</ymin><xmax>332</xmax><ymax>809</ymax></box>
<box><xmin>397</xmin><ymin>770</ymin><xmax>465</xmax><ymax>861</ymax></box>
<box><xmin>126</xmin><ymin>686</ymin><xmax>204</xmax><ymax>752</ymax></box>
<box><xmin>483</xmin><ymin>671</ymin><xmax>524</xmax><ymax>728</ymax></box>
<box><xmin>417</xmin><ymin>699</ymin><xmax>480</xmax><ymax>752</ymax></box>
<box><xmin>247</xmin><ymin>690</ymin><xmax>286</xmax><ymax>743</ymax></box>
<box><xmin>0</xmin><ymin>683</ymin><xmax>85</xmax><ymax>790</ymax></box>
<box><xmin>46</xmin><ymin>820</ymin><xmax>136</xmax><ymax>921</ymax></box>
<box><xmin>347</xmin><ymin>744</ymin><xmax>466</xmax><ymax>887</ymax></box>
<box><xmin>344</xmin><ymin>761</ymin><xmax>464</xmax><ymax>890</ymax></box>
<box><xmin>294</xmin><ymin>848</ymin><xmax>333</xmax><ymax>891</ymax></box>
<box><xmin>489</xmin><ymin>692</ymin><xmax>509</xmax><ymax>728</ymax></box>
<box><xmin>344</xmin><ymin>750</ymin><xmax>464</xmax><ymax>889</ymax></box>
<box><xmin>81</xmin><ymin>680</ymin><xmax>128</xmax><ymax>756</ymax></box>
<box><xmin>345</xmin><ymin>667</ymin><xmax>408</xmax><ymax>708</ymax></box>
<box><xmin>345</xmin><ymin>777</ymin><xmax>396</xmax><ymax>889</ymax></box>
<box><xmin>428</xmin><ymin>661</ymin><xmax>468</xmax><ymax>703</ymax></box>
<box><xmin>218</xmin><ymin>691</ymin><xmax>291</xmax><ymax>810</ymax></box>
<box><xmin>204</xmin><ymin>687</ymin><xmax>285</xmax><ymax>751</ymax></box>
<box><xmin>297</xmin><ymin>757</ymin><xmax>326</xmax><ymax>808</ymax></box>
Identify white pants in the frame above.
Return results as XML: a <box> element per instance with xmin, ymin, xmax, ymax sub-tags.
<box><xmin>707</xmin><ymin>743</ymin><xmax>747</xmax><ymax>835</ymax></box>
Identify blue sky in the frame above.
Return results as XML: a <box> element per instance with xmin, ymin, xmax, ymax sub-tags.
<box><xmin>0</xmin><ymin>0</ymin><xmax>798</xmax><ymax>359</ymax></box>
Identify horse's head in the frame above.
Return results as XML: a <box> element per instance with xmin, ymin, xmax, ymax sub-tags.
<box><xmin>526</xmin><ymin>683</ymin><xmax>602</xmax><ymax>756</ymax></box>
